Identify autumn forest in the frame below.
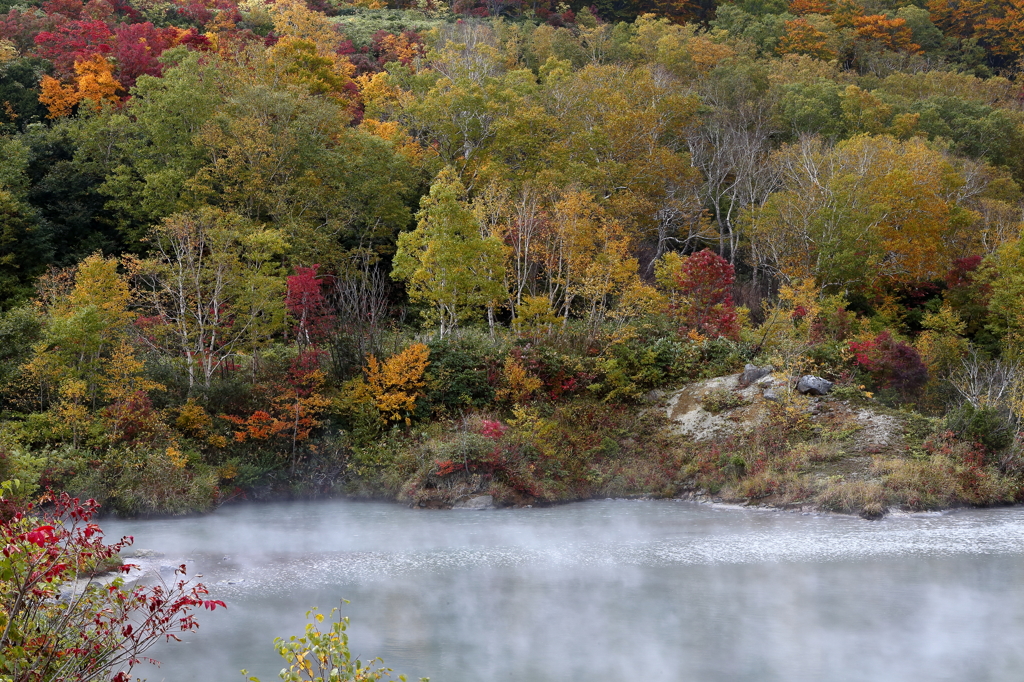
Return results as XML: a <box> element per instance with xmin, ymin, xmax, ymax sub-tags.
<box><xmin>0</xmin><ymin>0</ymin><xmax>1024</xmax><ymax>518</ymax></box>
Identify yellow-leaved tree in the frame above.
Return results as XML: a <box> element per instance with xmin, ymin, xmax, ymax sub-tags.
<box><xmin>747</xmin><ymin>134</ymin><xmax>981</xmax><ymax>294</ymax></box>
<box><xmin>364</xmin><ymin>343</ymin><xmax>431</xmax><ymax>424</ymax></box>
<box><xmin>24</xmin><ymin>253</ymin><xmax>134</xmax><ymax>409</ymax></box>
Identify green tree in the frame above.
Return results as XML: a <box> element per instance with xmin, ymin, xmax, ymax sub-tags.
<box><xmin>0</xmin><ymin>189</ymin><xmax>42</xmax><ymax>308</ymax></box>
<box><xmin>0</xmin><ymin>305</ymin><xmax>41</xmax><ymax>407</ymax></box>
<box><xmin>983</xmin><ymin>233</ymin><xmax>1024</xmax><ymax>358</ymax></box>
<box><xmin>23</xmin><ymin>253</ymin><xmax>134</xmax><ymax>413</ymax></box>
<box><xmin>391</xmin><ymin>168</ymin><xmax>506</xmax><ymax>338</ymax></box>
<box><xmin>136</xmin><ymin>208</ymin><xmax>288</xmax><ymax>391</ymax></box>
<box><xmin>85</xmin><ymin>49</ymin><xmax>227</xmax><ymax>245</ymax></box>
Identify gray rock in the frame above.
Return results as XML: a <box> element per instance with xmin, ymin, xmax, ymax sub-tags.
<box><xmin>797</xmin><ymin>375</ymin><xmax>833</xmax><ymax>396</ymax></box>
<box><xmin>763</xmin><ymin>388</ymin><xmax>781</xmax><ymax>402</ymax></box>
<box><xmin>123</xmin><ymin>548</ymin><xmax>162</xmax><ymax>558</ymax></box>
<box><xmin>453</xmin><ymin>494</ymin><xmax>494</xmax><ymax>510</ymax></box>
<box><xmin>741</xmin><ymin>364</ymin><xmax>774</xmax><ymax>385</ymax></box>
<box><xmin>644</xmin><ymin>389</ymin><xmax>666</xmax><ymax>404</ymax></box>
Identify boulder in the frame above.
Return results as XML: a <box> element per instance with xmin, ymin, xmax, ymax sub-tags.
<box><xmin>453</xmin><ymin>494</ymin><xmax>494</xmax><ymax>510</ymax></box>
<box><xmin>797</xmin><ymin>375</ymin><xmax>833</xmax><ymax>396</ymax></box>
<box><xmin>644</xmin><ymin>389</ymin><xmax>667</xmax><ymax>404</ymax></box>
<box><xmin>741</xmin><ymin>364</ymin><xmax>774</xmax><ymax>386</ymax></box>
<box><xmin>763</xmin><ymin>388</ymin><xmax>781</xmax><ymax>402</ymax></box>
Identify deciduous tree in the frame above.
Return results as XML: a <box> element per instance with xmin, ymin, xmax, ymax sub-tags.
<box><xmin>136</xmin><ymin>208</ymin><xmax>288</xmax><ymax>391</ymax></box>
<box><xmin>391</xmin><ymin>168</ymin><xmax>506</xmax><ymax>338</ymax></box>
<box><xmin>656</xmin><ymin>249</ymin><xmax>740</xmax><ymax>340</ymax></box>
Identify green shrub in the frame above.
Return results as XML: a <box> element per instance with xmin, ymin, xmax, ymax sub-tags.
<box><xmin>346</xmin><ymin>430</ymin><xmax>419</xmax><ymax>497</ymax></box>
<box><xmin>701</xmin><ymin>388</ymin><xmax>747</xmax><ymax>413</ymax></box>
<box><xmin>590</xmin><ymin>337</ymin><xmax>698</xmax><ymax>401</ymax></box>
<box><xmin>697</xmin><ymin>337</ymin><xmax>749</xmax><ymax>379</ymax></box>
<box><xmin>422</xmin><ymin>333</ymin><xmax>501</xmax><ymax>416</ymax></box>
<box><xmin>69</xmin><ymin>447</ymin><xmax>219</xmax><ymax>516</ymax></box>
<box><xmin>243</xmin><ymin>606</ymin><xmax>424</xmax><ymax>682</ymax></box>
<box><xmin>945</xmin><ymin>402</ymin><xmax>1016</xmax><ymax>455</ymax></box>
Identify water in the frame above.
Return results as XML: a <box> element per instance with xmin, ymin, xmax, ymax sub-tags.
<box><xmin>100</xmin><ymin>499</ymin><xmax>1024</xmax><ymax>682</ymax></box>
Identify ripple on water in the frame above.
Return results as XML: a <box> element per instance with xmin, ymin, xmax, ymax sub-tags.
<box><xmin>195</xmin><ymin>506</ymin><xmax>1024</xmax><ymax>597</ymax></box>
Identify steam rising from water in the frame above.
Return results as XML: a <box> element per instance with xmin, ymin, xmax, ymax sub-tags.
<box><xmin>103</xmin><ymin>501</ymin><xmax>1024</xmax><ymax>682</ymax></box>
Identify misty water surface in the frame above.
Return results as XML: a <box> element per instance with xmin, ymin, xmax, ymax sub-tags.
<box><xmin>101</xmin><ymin>499</ymin><xmax>1024</xmax><ymax>682</ymax></box>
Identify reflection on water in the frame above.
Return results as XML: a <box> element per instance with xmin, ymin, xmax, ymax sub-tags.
<box><xmin>101</xmin><ymin>500</ymin><xmax>1024</xmax><ymax>682</ymax></box>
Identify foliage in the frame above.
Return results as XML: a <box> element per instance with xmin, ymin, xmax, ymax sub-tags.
<box><xmin>39</xmin><ymin>54</ymin><xmax>121</xmax><ymax>118</ymax></box>
<box><xmin>849</xmin><ymin>331</ymin><xmax>928</xmax><ymax>398</ymax></box>
<box><xmin>494</xmin><ymin>354</ymin><xmax>543</xmax><ymax>405</ymax></box>
<box><xmin>392</xmin><ymin>168</ymin><xmax>506</xmax><ymax>338</ymax></box>
<box><xmin>286</xmin><ymin>265</ymin><xmax>334</xmax><ymax>347</ymax></box>
<box><xmin>243</xmin><ymin>606</ymin><xmax>423</xmax><ymax>682</ymax></box>
<box><xmin>3</xmin><ymin>0</ymin><xmax>1024</xmax><ymax>515</ymax></box>
<box><xmin>136</xmin><ymin>208</ymin><xmax>288</xmax><ymax>391</ymax></box>
<box><xmin>657</xmin><ymin>249</ymin><xmax>740</xmax><ymax>341</ymax></box>
<box><xmin>0</xmin><ymin>487</ymin><xmax>224</xmax><ymax>682</ymax></box>
<box><xmin>421</xmin><ymin>334</ymin><xmax>498</xmax><ymax>415</ymax></box>
<box><xmin>701</xmin><ymin>387</ymin><xmax>747</xmax><ymax>413</ymax></box>
<box><xmin>945</xmin><ymin>402</ymin><xmax>1016</xmax><ymax>456</ymax></box>
<box><xmin>224</xmin><ymin>356</ymin><xmax>332</xmax><ymax>465</ymax></box>
<box><xmin>364</xmin><ymin>343</ymin><xmax>430</xmax><ymax>424</ymax></box>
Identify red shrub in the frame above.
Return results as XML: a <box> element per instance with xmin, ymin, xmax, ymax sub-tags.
<box><xmin>849</xmin><ymin>331</ymin><xmax>928</xmax><ymax>396</ymax></box>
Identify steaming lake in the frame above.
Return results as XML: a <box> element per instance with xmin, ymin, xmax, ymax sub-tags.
<box><xmin>102</xmin><ymin>499</ymin><xmax>1024</xmax><ymax>682</ymax></box>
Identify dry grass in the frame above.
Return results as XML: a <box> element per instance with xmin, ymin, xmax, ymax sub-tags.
<box><xmin>815</xmin><ymin>478</ymin><xmax>887</xmax><ymax>518</ymax></box>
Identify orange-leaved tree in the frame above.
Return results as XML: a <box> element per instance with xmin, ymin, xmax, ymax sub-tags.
<box><xmin>364</xmin><ymin>343</ymin><xmax>430</xmax><ymax>425</ymax></box>
<box><xmin>223</xmin><ymin>351</ymin><xmax>332</xmax><ymax>470</ymax></box>
<box><xmin>777</xmin><ymin>18</ymin><xmax>838</xmax><ymax>60</ymax></box>
<box><xmin>852</xmin><ymin>15</ymin><xmax>921</xmax><ymax>53</ymax></box>
<box><xmin>39</xmin><ymin>54</ymin><xmax>122</xmax><ymax>118</ymax></box>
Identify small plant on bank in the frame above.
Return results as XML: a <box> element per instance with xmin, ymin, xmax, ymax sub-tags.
<box><xmin>827</xmin><ymin>383</ymin><xmax>874</xmax><ymax>403</ymax></box>
<box><xmin>701</xmin><ymin>388</ymin><xmax>747</xmax><ymax>413</ymax></box>
<box><xmin>243</xmin><ymin>606</ymin><xmax>425</xmax><ymax>682</ymax></box>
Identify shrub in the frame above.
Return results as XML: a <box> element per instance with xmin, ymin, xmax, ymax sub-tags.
<box><xmin>494</xmin><ymin>354</ymin><xmax>543</xmax><ymax>405</ymax></box>
<box><xmin>72</xmin><ymin>447</ymin><xmax>220</xmax><ymax>516</ymax></box>
<box><xmin>815</xmin><ymin>478</ymin><xmax>887</xmax><ymax>517</ymax></box>
<box><xmin>365</xmin><ymin>343</ymin><xmax>430</xmax><ymax>423</ymax></box>
<box><xmin>606</xmin><ymin>336</ymin><xmax>695</xmax><ymax>389</ymax></box>
<box><xmin>733</xmin><ymin>470</ymin><xmax>808</xmax><ymax>501</ymax></box>
<box><xmin>422</xmin><ymin>334</ymin><xmax>499</xmax><ymax>415</ymax></box>
<box><xmin>945</xmin><ymin>403</ymin><xmax>1016</xmax><ymax>456</ymax></box>
<box><xmin>877</xmin><ymin>431</ymin><xmax>1019</xmax><ymax>509</ymax></box>
<box><xmin>701</xmin><ymin>388</ymin><xmax>746</xmax><ymax>413</ymax></box>
<box><xmin>243</xmin><ymin>606</ymin><xmax>423</xmax><ymax>682</ymax></box>
<box><xmin>810</xmin><ymin>305</ymin><xmax>858</xmax><ymax>343</ymax></box>
<box><xmin>697</xmin><ymin>337</ymin><xmax>749</xmax><ymax>379</ymax></box>
<box><xmin>511</xmin><ymin>344</ymin><xmax>592</xmax><ymax>401</ymax></box>
<box><xmin>0</xmin><ymin>488</ymin><xmax>223</xmax><ymax>682</ymax></box>
<box><xmin>346</xmin><ymin>431</ymin><xmax>419</xmax><ymax>497</ymax></box>
<box><xmin>402</xmin><ymin>429</ymin><xmax>545</xmax><ymax>506</ymax></box>
<box><xmin>849</xmin><ymin>331</ymin><xmax>928</xmax><ymax>397</ymax></box>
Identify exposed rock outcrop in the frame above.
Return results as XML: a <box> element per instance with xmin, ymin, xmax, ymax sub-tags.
<box><xmin>741</xmin><ymin>364</ymin><xmax>774</xmax><ymax>386</ymax></box>
<box><xmin>797</xmin><ymin>375</ymin><xmax>834</xmax><ymax>396</ymax></box>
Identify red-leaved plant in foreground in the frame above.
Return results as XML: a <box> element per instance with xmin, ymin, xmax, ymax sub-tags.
<box><xmin>0</xmin><ymin>486</ymin><xmax>224</xmax><ymax>682</ymax></box>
